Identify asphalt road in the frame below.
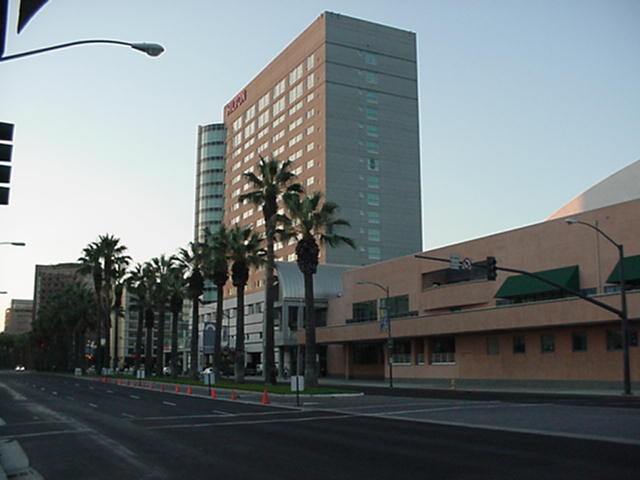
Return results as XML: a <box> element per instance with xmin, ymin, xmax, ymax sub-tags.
<box><xmin>1</xmin><ymin>371</ymin><xmax>639</xmax><ymax>479</ymax></box>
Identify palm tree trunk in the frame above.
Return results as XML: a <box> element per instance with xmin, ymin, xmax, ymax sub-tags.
<box><xmin>189</xmin><ymin>297</ymin><xmax>200</xmax><ymax>379</ymax></box>
<box><xmin>264</xmin><ymin>222</ymin><xmax>276</xmax><ymax>384</ymax></box>
<box><xmin>156</xmin><ymin>306</ymin><xmax>166</xmax><ymax>376</ymax></box>
<box><xmin>171</xmin><ymin>310</ymin><xmax>179</xmax><ymax>378</ymax></box>
<box><xmin>144</xmin><ymin>309</ymin><xmax>154</xmax><ymax>374</ymax></box>
<box><xmin>234</xmin><ymin>285</ymin><xmax>246</xmax><ymax>383</ymax></box>
<box><xmin>213</xmin><ymin>286</ymin><xmax>224</xmax><ymax>379</ymax></box>
<box><xmin>304</xmin><ymin>271</ymin><xmax>318</xmax><ymax>388</ymax></box>
<box><xmin>135</xmin><ymin>309</ymin><xmax>144</xmax><ymax>372</ymax></box>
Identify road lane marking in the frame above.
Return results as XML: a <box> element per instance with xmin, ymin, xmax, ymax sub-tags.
<box><xmin>130</xmin><ymin>395</ymin><xmax>140</xmax><ymax>399</ymax></box>
<box><xmin>0</xmin><ymin>382</ymin><xmax>27</xmax><ymax>400</ymax></box>
<box><xmin>148</xmin><ymin>414</ymin><xmax>351</xmax><ymax>430</ymax></box>
<box><xmin>52</xmin><ymin>391</ymin><xmax>58</xmax><ymax>395</ymax></box>
<box><xmin>0</xmin><ymin>429</ymin><xmax>91</xmax><ymax>440</ymax></box>
<box><xmin>107</xmin><ymin>390</ymin><xmax>114</xmax><ymax>394</ymax></box>
<box><xmin>89</xmin><ymin>403</ymin><xmax>98</xmax><ymax>408</ymax></box>
<box><xmin>137</xmin><ymin>410</ymin><xmax>292</xmax><ymax>421</ymax></box>
<box><xmin>163</xmin><ymin>401</ymin><xmax>176</xmax><ymax>406</ymax></box>
<box><xmin>66</xmin><ymin>396</ymin><xmax>74</xmax><ymax>401</ymax></box>
<box><xmin>121</xmin><ymin>413</ymin><xmax>135</xmax><ymax>418</ymax></box>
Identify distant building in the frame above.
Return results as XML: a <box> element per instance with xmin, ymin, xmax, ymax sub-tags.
<box><xmin>32</xmin><ymin>263</ymin><xmax>85</xmax><ymax>326</ymax></box>
<box><xmin>3</xmin><ymin>299</ymin><xmax>33</xmax><ymax>334</ymax></box>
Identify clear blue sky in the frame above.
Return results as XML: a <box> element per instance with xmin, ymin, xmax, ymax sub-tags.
<box><xmin>1</xmin><ymin>0</ymin><xmax>638</xmax><ymax>329</ymax></box>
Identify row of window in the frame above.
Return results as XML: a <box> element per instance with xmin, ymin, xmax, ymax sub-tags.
<box><xmin>492</xmin><ymin>329</ymin><xmax>639</xmax><ymax>355</ymax></box>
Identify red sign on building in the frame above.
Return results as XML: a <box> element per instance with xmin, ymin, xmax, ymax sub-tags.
<box><xmin>225</xmin><ymin>89</ymin><xmax>247</xmax><ymax>116</ymax></box>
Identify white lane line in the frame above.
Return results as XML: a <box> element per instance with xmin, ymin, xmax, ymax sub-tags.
<box><xmin>163</xmin><ymin>401</ymin><xmax>176</xmax><ymax>407</ymax></box>
<box><xmin>130</xmin><ymin>395</ymin><xmax>140</xmax><ymax>400</ymax></box>
<box><xmin>0</xmin><ymin>382</ymin><xmax>27</xmax><ymax>400</ymax></box>
<box><xmin>379</xmin><ymin>402</ymin><xmax>507</xmax><ymax>416</ymax></box>
<box><xmin>121</xmin><ymin>413</ymin><xmax>135</xmax><ymax>418</ymax></box>
<box><xmin>0</xmin><ymin>429</ymin><xmax>91</xmax><ymax>440</ymax></box>
<box><xmin>138</xmin><ymin>410</ymin><xmax>292</xmax><ymax>421</ymax></box>
<box><xmin>148</xmin><ymin>414</ymin><xmax>351</xmax><ymax>430</ymax></box>
<box><xmin>89</xmin><ymin>403</ymin><xmax>98</xmax><ymax>408</ymax></box>
<box><xmin>106</xmin><ymin>390</ymin><xmax>114</xmax><ymax>394</ymax></box>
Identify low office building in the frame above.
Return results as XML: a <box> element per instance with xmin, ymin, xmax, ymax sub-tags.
<box><xmin>3</xmin><ymin>299</ymin><xmax>33</xmax><ymax>335</ymax></box>
<box><xmin>315</xmin><ymin>162</ymin><xmax>640</xmax><ymax>389</ymax></box>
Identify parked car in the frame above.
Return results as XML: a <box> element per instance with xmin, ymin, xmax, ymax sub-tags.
<box><xmin>14</xmin><ymin>365</ymin><xmax>25</xmax><ymax>372</ymax></box>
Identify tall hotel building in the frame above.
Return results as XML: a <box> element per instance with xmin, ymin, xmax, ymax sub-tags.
<box><xmin>195</xmin><ymin>12</ymin><xmax>422</xmax><ymax>368</ymax></box>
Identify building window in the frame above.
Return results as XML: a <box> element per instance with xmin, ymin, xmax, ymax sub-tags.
<box><xmin>365</xmin><ymin>72</ymin><xmax>378</xmax><ymax>84</ymax></box>
<box><xmin>367</xmin><ymin>176</ymin><xmax>379</xmax><ymax>189</ymax></box>
<box><xmin>366</xmin><ymin>141</ymin><xmax>379</xmax><ymax>154</ymax></box>
<box><xmin>366</xmin><ymin>107</ymin><xmax>378</xmax><ymax>121</ymax></box>
<box><xmin>367</xmin><ymin>158</ymin><xmax>379</xmax><ymax>171</ymax></box>
<box><xmin>367</xmin><ymin>229</ymin><xmax>380</xmax><ymax>242</ymax></box>
<box><xmin>367</xmin><ymin>193</ymin><xmax>379</xmax><ymax>206</ymax></box>
<box><xmin>367</xmin><ymin>211</ymin><xmax>380</xmax><ymax>224</ymax></box>
<box><xmin>365</xmin><ymin>53</ymin><xmax>378</xmax><ymax>65</ymax></box>
<box><xmin>391</xmin><ymin>340</ymin><xmax>411</xmax><ymax>364</ymax></box>
<box><xmin>368</xmin><ymin>246</ymin><xmax>381</xmax><ymax>260</ymax></box>
<box><xmin>353</xmin><ymin>343</ymin><xmax>382</xmax><ymax>365</ymax></box>
<box><xmin>306</xmin><ymin>54</ymin><xmax>314</xmax><ymax>70</ymax></box>
<box><xmin>513</xmin><ymin>335</ymin><xmax>526</xmax><ymax>354</ymax></box>
<box><xmin>572</xmin><ymin>332</ymin><xmax>588</xmax><ymax>352</ymax></box>
<box><xmin>606</xmin><ymin>329</ymin><xmax>638</xmax><ymax>351</ymax></box>
<box><xmin>430</xmin><ymin>336</ymin><xmax>455</xmax><ymax>364</ymax></box>
<box><xmin>351</xmin><ymin>300</ymin><xmax>377</xmax><ymax>323</ymax></box>
<box><xmin>366</xmin><ymin>125</ymin><xmax>379</xmax><ymax>137</ymax></box>
<box><xmin>541</xmin><ymin>334</ymin><xmax>555</xmax><ymax>353</ymax></box>
<box><xmin>366</xmin><ymin>91</ymin><xmax>378</xmax><ymax>103</ymax></box>
<box><xmin>486</xmin><ymin>337</ymin><xmax>500</xmax><ymax>355</ymax></box>
<box><xmin>273</xmin><ymin>79</ymin><xmax>286</xmax><ymax>98</ymax></box>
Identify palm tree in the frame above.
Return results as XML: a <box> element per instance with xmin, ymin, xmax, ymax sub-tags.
<box><xmin>125</xmin><ymin>263</ymin><xmax>153</xmax><ymax>374</ymax></box>
<box><xmin>240</xmin><ymin>156</ymin><xmax>302</xmax><ymax>384</ymax></box>
<box><xmin>95</xmin><ymin>234</ymin><xmax>130</xmax><ymax>370</ymax></box>
<box><xmin>79</xmin><ymin>234</ymin><xmax>130</xmax><ymax>373</ymax></box>
<box><xmin>227</xmin><ymin>225</ymin><xmax>265</xmax><ymax>382</ymax></box>
<box><xmin>168</xmin><ymin>263</ymin><xmax>185</xmax><ymax>378</ymax></box>
<box><xmin>284</xmin><ymin>191</ymin><xmax>355</xmax><ymax>387</ymax></box>
<box><xmin>203</xmin><ymin>227</ymin><xmax>230</xmax><ymax>380</ymax></box>
<box><xmin>148</xmin><ymin>254</ymin><xmax>178</xmax><ymax>376</ymax></box>
<box><xmin>78</xmin><ymin>243</ymin><xmax>104</xmax><ymax>371</ymax></box>
<box><xmin>178</xmin><ymin>241</ymin><xmax>206</xmax><ymax>379</ymax></box>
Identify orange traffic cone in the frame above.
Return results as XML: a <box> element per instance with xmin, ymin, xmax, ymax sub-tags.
<box><xmin>210</xmin><ymin>389</ymin><xmax>217</xmax><ymax>399</ymax></box>
<box><xmin>231</xmin><ymin>391</ymin><xmax>238</xmax><ymax>401</ymax></box>
<box><xmin>262</xmin><ymin>389</ymin><xmax>270</xmax><ymax>405</ymax></box>
<box><xmin>175</xmin><ymin>385</ymin><xmax>180</xmax><ymax>393</ymax></box>
<box><xmin>149</xmin><ymin>383</ymin><xmax>154</xmax><ymax>389</ymax></box>
<box><xmin>187</xmin><ymin>385</ymin><xmax>193</xmax><ymax>395</ymax></box>
<box><xmin>161</xmin><ymin>384</ymin><xmax>165</xmax><ymax>392</ymax></box>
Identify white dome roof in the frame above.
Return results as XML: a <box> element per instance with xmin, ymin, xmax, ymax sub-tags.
<box><xmin>548</xmin><ymin>159</ymin><xmax>640</xmax><ymax>220</ymax></box>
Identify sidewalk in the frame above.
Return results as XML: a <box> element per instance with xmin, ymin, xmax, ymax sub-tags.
<box><xmin>318</xmin><ymin>376</ymin><xmax>638</xmax><ymax>398</ymax></box>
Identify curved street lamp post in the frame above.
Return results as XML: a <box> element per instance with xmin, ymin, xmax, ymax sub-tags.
<box><xmin>566</xmin><ymin>218</ymin><xmax>631</xmax><ymax>395</ymax></box>
<box><xmin>357</xmin><ymin>281</ymin><xmax>393</xmax><ymax>388</ymax></box>
<box><xmin>0</xmin><ymin>40</ymin><xmax>164</xmax><ymax>62</ymax></box>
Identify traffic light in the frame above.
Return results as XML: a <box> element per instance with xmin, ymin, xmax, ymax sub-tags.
<box><xmin>0</xmin><ymin>122</ymin><xmax>14</xmax><ymax>205</ymax></box>
<box><xmin>486</xmin><ymin>256</ymin><xmax>497</xmax><ymax>281</ymax></box>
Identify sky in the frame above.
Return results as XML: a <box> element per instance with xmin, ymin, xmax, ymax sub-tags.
<box><xmin>1</xmin><ymin>0</ymin><xmax>639</xmax><ymax>330</ymax></box>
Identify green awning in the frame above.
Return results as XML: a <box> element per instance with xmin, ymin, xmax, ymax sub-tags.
<box><xmin>494</xmin><ymin>265</ymin><xmax>580</xmax><ymax>299</ymax></box>
<box><xmin>606</xmin><ymin>254</ymin><xmax>640</xmax><ymax>284</ymax></box>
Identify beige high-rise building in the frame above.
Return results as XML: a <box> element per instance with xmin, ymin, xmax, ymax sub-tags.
<box><xmin>198</xmin><ymin>12</ymin><xmax>423</xmax><ymax>372</ymax></box>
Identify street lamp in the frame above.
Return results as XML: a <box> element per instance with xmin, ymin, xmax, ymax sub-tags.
<box><xmin>356</xmin><ymin>281</ymin><xmax>393</xmax><ymax>388</ymax></box>
<box><xmin>565</xmin><ymin>218</ymin><xmax>631</xmax><ymax>395</ymax></box>
<box><xmin>0</xmin><ymin>242</ymin><xmax>26</xmax><ymax>246</ymax></box>
<box><xmin>0</xmin><ymin>39</ymin><xmax>165</xmax><ymax>62</ymax></box>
